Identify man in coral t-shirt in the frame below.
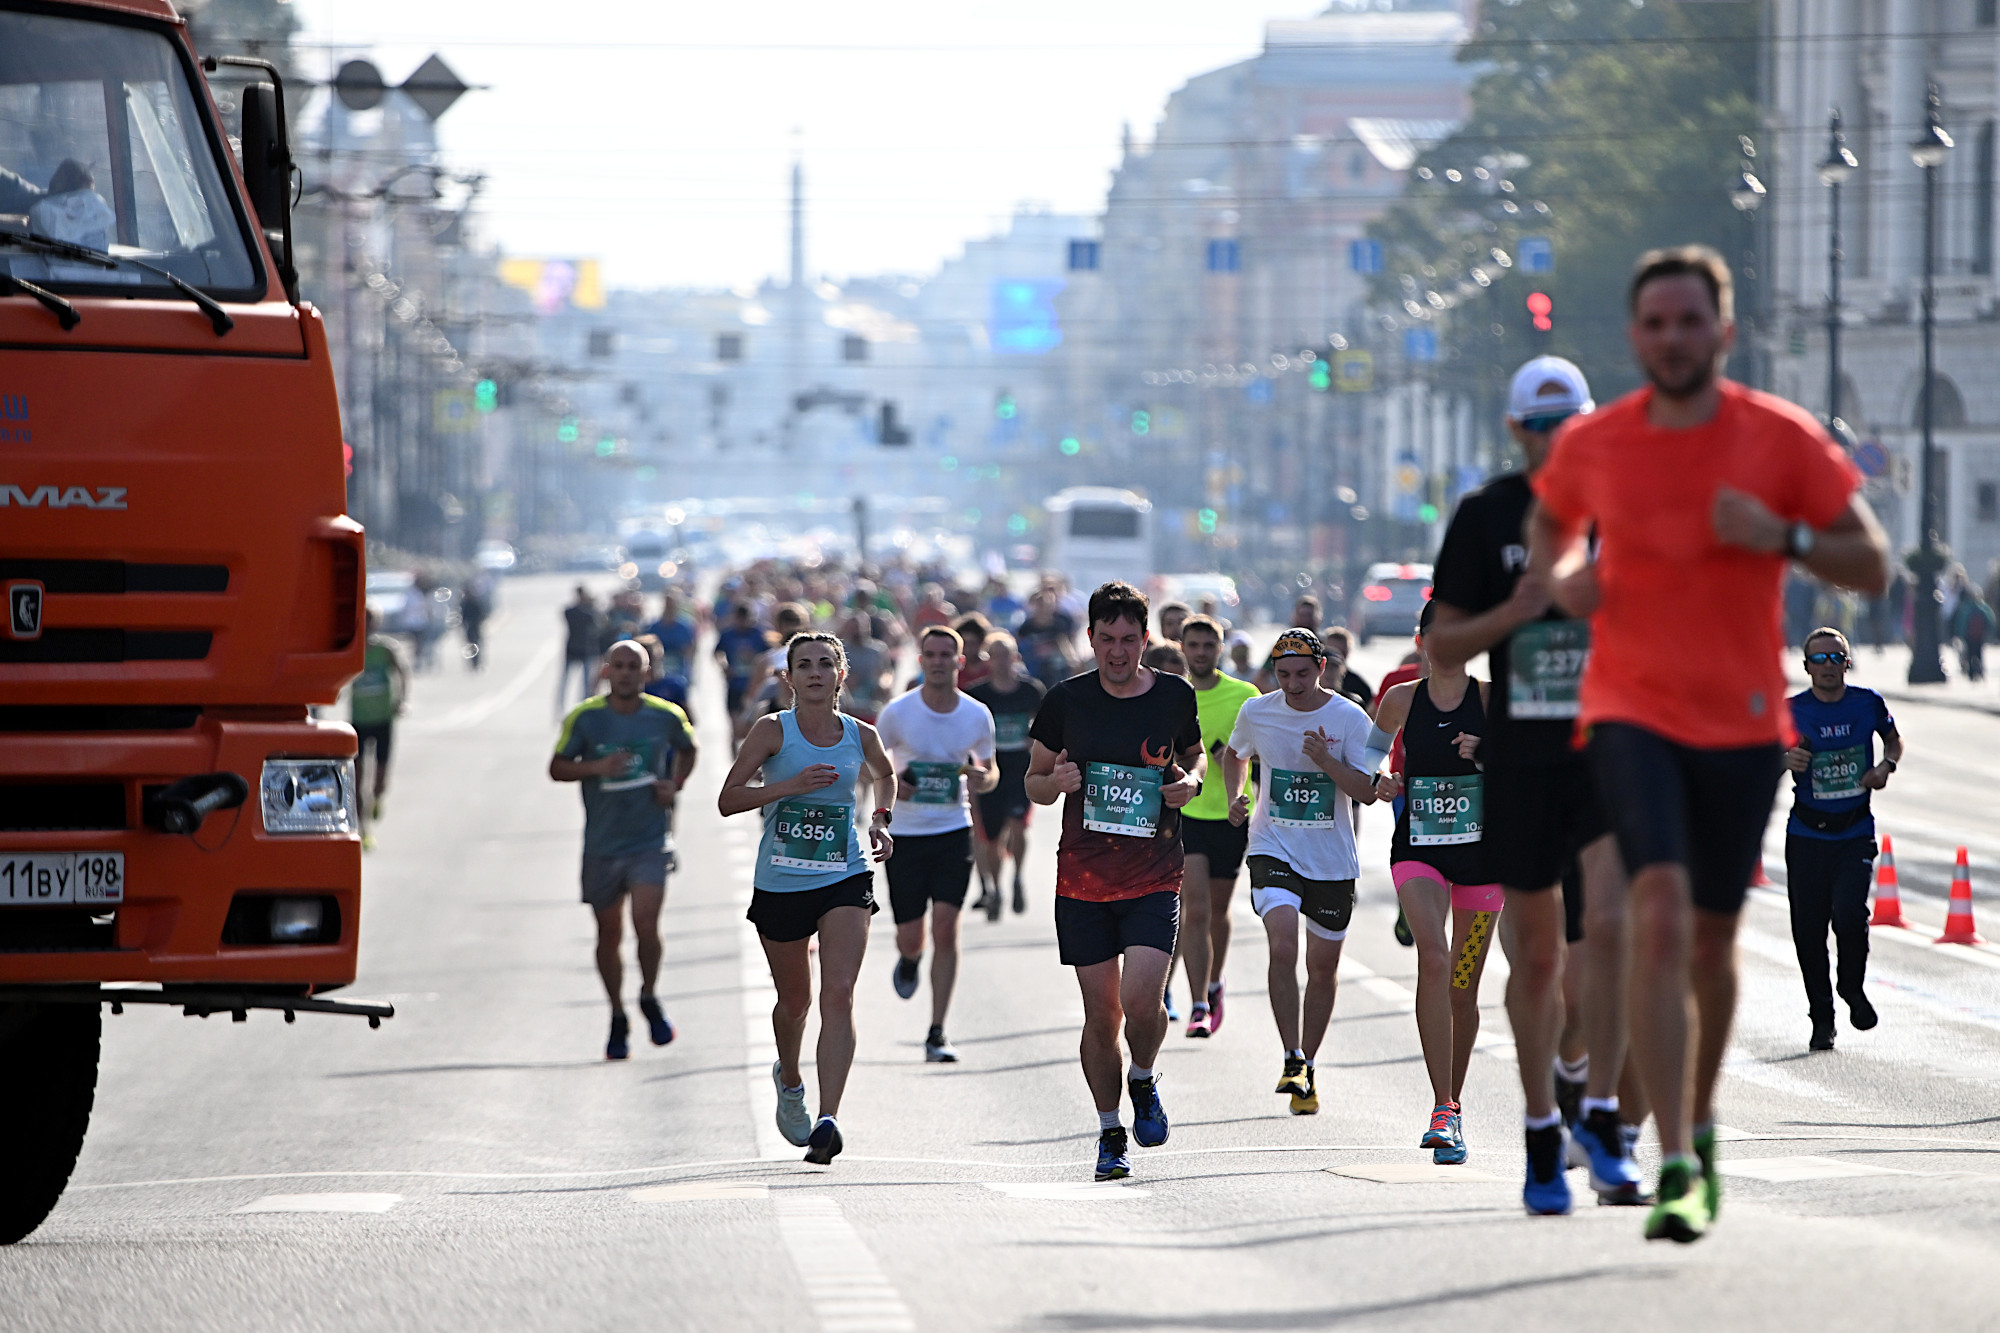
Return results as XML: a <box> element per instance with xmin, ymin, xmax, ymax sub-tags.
<box><xmin>1529</xmin><ymin>245</ymin><xmax>1889</xmax><ymax>1244</ymax></box>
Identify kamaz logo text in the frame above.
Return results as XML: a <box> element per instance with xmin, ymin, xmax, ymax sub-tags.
<box><xmin>0</xmin><ymin>485</ymin><xmax>127</xmax><ymax>509</ymax></box>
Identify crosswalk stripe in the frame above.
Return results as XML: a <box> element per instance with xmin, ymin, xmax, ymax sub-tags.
<box><xmin>773</xmin><ymin>1195</ymin><xmax>917</xmax><ymax>1333</ymax></box>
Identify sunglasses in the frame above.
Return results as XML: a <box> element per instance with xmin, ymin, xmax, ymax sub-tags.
<box><xmin>1518</xmin><ymin>412</ymin><xmax>1575</xmax><ymax>435</ymax></box>
<box><xmin>1804</xmin><ymin>651</ymin><xmax>1850</xmax><ymax>666</ymax></box>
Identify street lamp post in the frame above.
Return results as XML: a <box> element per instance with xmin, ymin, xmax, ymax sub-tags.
<box><xmin>1730</xmin><ymin>143</ymin><xmax>1766</xmax><ymax>388</ymax></box>
<box><xmin>1817</xmin><ymin>110</ymin><xmax>1858</xmax><ymax>424</ymax></box>
<box><xmin>1908</xmin><ymin>83</ymin><xmax>1954</xmax><ymax>685</ymax></box>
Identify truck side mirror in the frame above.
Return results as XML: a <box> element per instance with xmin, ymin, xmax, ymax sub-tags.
<box><xmin>238</xmin><ymin>81</ymin><xmax>299</xmax><ymax>303</ymax></box>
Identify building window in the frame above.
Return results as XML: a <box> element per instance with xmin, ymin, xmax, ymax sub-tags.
<box><xmin>1980</xmin><ymin>0</ymin><xmax>1998</xmax><ymax>27</ymax></box>
<box><xmin>1206</xmin><ymin>238</ymin><xmax>1240</xmax><ymax>273</ymax></box>
<box><xmin>1067</xmin><ymin>239</ymin><xmax>1100</xmax><ymax>271</ymax></box>
<box><xmin>842</xmin><ymin>334</ymin><xmax>868</xmax><ymax>363</ymax></box>
<box><xmin>1913</xmin><ymin>374</ymin><xmax>1968</xmax><ymax>428</ymax></box>
<box><xmin>587</xmin><ymin>328</ymin><xmax>615</xmax><ymax>358</ymax></box>
<box><xmin>1979</xmin><ymin>481</ymin><xmax>1999</xmax><ymax>523</ymax></box>
<box><xmin>716</xmin><ymin>332</ymin><xmax>743</xmax><ymax>362</ymax></box>
<box><xmin>1976</xmin><ymin>121</ymin><xmax>1996</xmax><ymax>276</ymax></box>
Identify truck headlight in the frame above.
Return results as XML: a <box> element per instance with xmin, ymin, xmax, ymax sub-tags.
<box><xmin>259</xmin><ymin>759</ymin><xmax>357</xmax><ymax>835</ymax></box>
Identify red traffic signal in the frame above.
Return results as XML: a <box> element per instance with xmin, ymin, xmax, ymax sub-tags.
<box><xmin>1526</xmin><ymin>291</ymin><xmax>1553</xmax><ymax>332</ymax></box>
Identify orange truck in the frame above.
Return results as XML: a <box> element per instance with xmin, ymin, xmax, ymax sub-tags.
<box><xmin>0</xmin><ymin>0</ymin><xmax>388</xmax><ymax>1243</ymax></box>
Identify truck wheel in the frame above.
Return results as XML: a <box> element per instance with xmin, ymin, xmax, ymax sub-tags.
<box><xmin>0</xmin><ymin>1001</ymin><xmax>101</xmax><ymax>1244</ymax></box>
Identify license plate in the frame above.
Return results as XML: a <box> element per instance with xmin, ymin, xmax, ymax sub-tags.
<box><xmin>0</xmin><ymin>852</ymin><xmax>125</xmax><ymax>905</ymax></box>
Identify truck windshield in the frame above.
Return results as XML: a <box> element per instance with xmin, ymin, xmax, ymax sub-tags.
<box><xmin>0</xmin><ymin>10</ymin><xmax>257</xmax><ymax>295</ymax></box>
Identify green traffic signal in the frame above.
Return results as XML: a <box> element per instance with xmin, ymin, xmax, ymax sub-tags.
<box><xmin>996</xmin><ymin>392</ymin><xmax>1017</xmax><ymax>421</ymax></box>
<box><xmin>1418</xmin><ymin>503</ymin><xmax>1439</xmax><ymax>523</ymax></box>
<box><xmin>474</xmin><ymin>378</ymin><xmax>498</xmax><ymax>412</ymax></box>
<box><xmin>1309</xmin><ymin>362</ymin><xmax>1330</xmax><ymax>391</ymax></box>
<box><xmin>1197</xmin><ymin>507</ymin><xmax>1217</xmax><ymax>534</ymax></box>
<box><xmin>557</xmin><ymin>417</ymin><xmax>579</xmax><ymax>443</ymax></box>
<box><xmin>1131</xmin><ymin>410</ymin><xmax>1151</xmax><ymax>436</ymax></box>
<box><xmin>1059</xmin><ymin>436</ymin><xmax>1081</xmax><ymax>456</ymax></box>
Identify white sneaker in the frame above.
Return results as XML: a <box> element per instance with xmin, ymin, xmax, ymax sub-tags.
<box><xmin>772</xmin><ymin>1060</ymin><xmax>811</xmax><ymax>1146</ymax></box>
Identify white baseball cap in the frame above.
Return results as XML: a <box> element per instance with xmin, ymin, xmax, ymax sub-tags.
<box><xmin>1507</xmin><ymin>356</ymin><xmax>1595</xmax><ymax>422</ymax></box>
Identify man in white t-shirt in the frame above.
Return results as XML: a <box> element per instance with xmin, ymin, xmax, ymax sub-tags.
<box><xmin>1223</xmin><ymin>629</ymin><xmax>1378</xmax><ymax>1115</ymax></box>
<box><xmin>875</xmin><ymin>625</ymin><xmax>998</xmax><ymax>1062</ymax></box>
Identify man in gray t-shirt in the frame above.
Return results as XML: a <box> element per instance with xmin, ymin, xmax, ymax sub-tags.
<box><xmin>551</xmin><ymin>640</ymin><xmax>699</xmax><ymax>1060</ymax></box>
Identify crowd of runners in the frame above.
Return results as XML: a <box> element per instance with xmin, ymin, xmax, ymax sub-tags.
<box><xmin>545</xmin><ymin>244</ymin><xmax>1897</xmax><ymax>1246</ymax></box>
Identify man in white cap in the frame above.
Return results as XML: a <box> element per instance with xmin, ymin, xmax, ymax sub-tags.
<box><xmin>1421</xmin><ymin>355</ymin><xmax>1647</xmax><ymax>1216</ymax></box>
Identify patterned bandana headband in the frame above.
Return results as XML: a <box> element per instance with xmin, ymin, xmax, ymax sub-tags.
<box><xmin>1268</xmin><ymin>628</ymin><xmax>1327</xmax><ymax>662</ymax></box>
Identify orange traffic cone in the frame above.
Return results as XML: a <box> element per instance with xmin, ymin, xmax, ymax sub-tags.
<box><xmin>1870</xmin><ymin>835</ymin><xmax>1910</xmax><ymax>928</ymax></box>
<box><xmin>1936</xmin><ymin>847</ymin><xmax>1985</xmax><ymax>945</ymax></box>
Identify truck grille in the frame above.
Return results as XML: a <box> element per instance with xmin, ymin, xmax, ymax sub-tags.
<box><xmin>0</xmin><ymin>705</ymin><xmax>201</xmax><ymax>732</ymax></box>
<box><xmin>0</xmin><ymin>559</ymin><xmax>228</xmax><ymax>593</ymax></box>
<box><xmin>0</xmin><ymin>630</ymin><xmax>212</xmax><ymax>663</ymax></box>
<box><xmin>0</xmin><ymin>783</ymin><xmax>127</xmax><ymax>831</ymax></box>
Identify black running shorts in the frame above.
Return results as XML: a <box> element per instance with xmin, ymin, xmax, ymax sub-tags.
<box><xmin>1180</xmin><ymin>815</ymin><xmax>1248</xmax><ymax>881</ymax></box>
<box><xmin>974</xmin><ymin>751</ymin><xmax>1033</xmax><ymax>840</ymax></box>
<box><xmin>1485</xmin><ymin>753</ymin><xmax>1608</xmax><ymax>893</ymax></box>
<box><xmin>1055</xmin><ymin>890</ymin><xmax>1179</xmax><ymax>968</ymax></box>
<box><xmin>1588</xmin><ymin>721</ymin><xmax>1785</xmax><ymax>916</ymax></box>
<box><xmin>1247</xmin><ymin>855</ymin><xmax>1356</xmax><ymax>941</ymax></box>
<box><xmin>885</xmin><ymin>827</ymin><xmax>975</xmax><ymax>924</ymax></box>
<box><xmin>747</xmin><ymin>873</ymin><xmax>878</xmax><ymax>943</ymax></box>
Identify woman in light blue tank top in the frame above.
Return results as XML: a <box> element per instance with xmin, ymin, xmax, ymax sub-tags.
<box><xmin>719</xmin><ymin>631</ymin><xmax>896</xmax><ymax>1166</ymax></box>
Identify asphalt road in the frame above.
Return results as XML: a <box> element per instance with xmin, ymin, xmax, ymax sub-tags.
<box><xmin>8</xmin><ymin>574</ymin><xmax>2000</xmax><ymax>1332</ymax></box>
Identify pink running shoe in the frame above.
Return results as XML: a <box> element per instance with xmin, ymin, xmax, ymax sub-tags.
<box><xmin>1206</xmin><ymin>980</ymin><xmax>1226</xmax><ymax>1034</ymax></box>
<box><xmin>1185</xmin><ymin>1006</ymin><xmax>1212</xmax><ymax>1038</ymax></box>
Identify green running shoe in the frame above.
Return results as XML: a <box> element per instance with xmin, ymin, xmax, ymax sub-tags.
<box><xmin>1644</xmin><ymin>1159</ymin><xmax>1711</xmax><ymax>1244</ymax></box>
<box><xmin>1694</xmin><ymin>1124</ymin><xmax>1721</xmax><ymax>1219</ymax></box>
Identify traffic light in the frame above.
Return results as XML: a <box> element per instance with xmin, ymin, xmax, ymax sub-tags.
<box><xmin>474</xmin><ymin>378</ymin><xmax>498</xmax><ymax>412</ymax></box>
<box><xmin>1196</xmin><ymin>507</ymin><xmax>1217</xmax><ymax>535</ymax></box>
<box><xmin>995</xmin><ymin>390</ymin><xmax>1017</xmax><ymax>421</ymax></box>
<box><xmin>1527</xmin><ymin>291</ymin><xmax>1553</xmax><ymax>333</ymax></box>
<box><xmin>1059</xmin><ymin>436</ymin><xmax>1081</xmax><ymax>456</ymax></box>
<box><xmin>557</xmin><ymin>417</ymin><xmax>579</xmax><ymax>443</ymax></box>
<box><xmin>1309</xmin><ymin>360</ymin><xmax>1331</xmax><ymax>392</ymax></box>
<box><xmin>879</xmin><ymin>401</ymin><xmax>911</xmax><ymax>445</ymax></box>
<box><xmin>1131</xmin><ymin>410</ymin><xmax>1151</xmax><ymax>436</ymax></box>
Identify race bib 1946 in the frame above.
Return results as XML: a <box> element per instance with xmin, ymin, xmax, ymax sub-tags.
<box><xmin>907</xmin><ymin>761</ymin><xmax>961</xmax><ymax>805</ymax></box>
<box><xmin>1270</xmin><ymin>767</ymin><xmax>1339</xmax><ymax>828</ymax></box>
<box><xmin>770</xmin><ymin>799</ymin><xmax>851</xmax><ymax>869</ymax></box>
<box><xmin>1809</xmin><ymin>744</ymin><xmax>1867</xmax><ymax>802</ymax></box>
<box><xmin>1408</xmin><ymin>774</ymin><xmax>1483</xmax><ymax>846</ymax></box>
<box><xmin>1082</xmin><ymin>762</ymin><xmax>1163</xmax><ymax>838</ymax></box>
<box><xmin>1509</xmin><ymin>620</ymin><xmax>1589</xmax><ymax>720</ymax></box>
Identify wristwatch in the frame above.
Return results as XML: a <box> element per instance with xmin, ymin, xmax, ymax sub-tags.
<box><xmin>873</xmin><ymin>807</ymin><xmax>894</xmax><ymax>826</ymax></box>
<box><xmin>1784</xmin><ymin>521</ymin><xmax>1815</xmax><ymax>561</ymax></box>
<box><xmin>1882</xmin><ymin>760</ymin><xmax>1897</xmax><ymax>774</ymax></box>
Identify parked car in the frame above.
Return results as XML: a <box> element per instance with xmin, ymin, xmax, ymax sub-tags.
<box><xmin>474</xmin><ymin>539</ymin><xmax>517</xmax><ymax>573</ymax></box>
<box><xmin>365</xmin><ymin>570</ymin><xmax>429</xmax><ymax>636</ymax></box>
<box><xmin>1350</xmin><ymin>562</ymin><xmax>1433</xmax><ymax>643</ymax></box>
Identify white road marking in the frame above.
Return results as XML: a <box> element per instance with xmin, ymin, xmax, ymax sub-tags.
<box><xmin>410</xmin><ymin>637</ymin><xmax>562</xmax><ymax>733</ymax></box>
<box><xmin>984</xmin><ymin>1181</ymin><xmax>1151</xmax><ymax>1200</ymax></box>
<box><xmin>632</xmin><ymin>1181</ymin><xmax>769</xmax><ymax>1202</ymax></box>
<box><xmin>234</xmin><ymin>1192</ymin><xmax>401</xmax><ymax>1214</ymax></box>
<box><xmin>1327</xmin><ymin>1162</ymin><xmax>1506</xmax><ymax>1184</ymax></box>
<box><xmin>1718</xmin><ymin>1156</ymin><xmax>1910</xmax><ymax>1183</ymax></box>
<box><xmin>773</xmin><ymin>1194</ymin><xmax>917</xmax><ymax>1333</ymax></box>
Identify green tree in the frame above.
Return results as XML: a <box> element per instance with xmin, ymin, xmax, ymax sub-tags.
<box><xmin>1367</xmin><ymin>0</ymin><xmax>1761</xmax><ymax>406</ymax></box>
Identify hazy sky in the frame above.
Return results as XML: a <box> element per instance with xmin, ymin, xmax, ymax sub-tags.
<box><xmin>290</xmin><ymin>1</ymin><xmax>1284</xmax><ymax>292</ymax></box>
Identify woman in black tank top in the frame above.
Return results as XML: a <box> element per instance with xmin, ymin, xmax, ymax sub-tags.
<box><xmin>1372</xmin><ymin>603</ymin><xmax>1498</xmax><ymax>1166</ymax></box>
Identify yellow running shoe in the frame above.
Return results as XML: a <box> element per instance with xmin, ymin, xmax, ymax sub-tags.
<box><xmin>1289</xmin><ymin>1064</ymin><xmax>1319</xmax><ymax>1115</ymax></box>
<box><xmin>1644</xmin><ymin>1158</ymin><xmax>1712</xmax><ymax>1243</ymax></box>
<box><xmin>1275</xmin><ymin>1055</ymin><xmax>1309</xmax><ymax>1098</ymax></box>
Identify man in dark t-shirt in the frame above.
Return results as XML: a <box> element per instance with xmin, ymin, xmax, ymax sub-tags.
<box><xmin>1426</xmin><ymin>355</ymin><xmax>1642</xmax><ymax>1215</ymax></box>
<box><xmin>1027</xmin><ymin>582</ymin><xmax>1204</xmax><ymax>1183</ymax></box>
<box><xmin>967</xmin><ymin>631</ymin><xmax>1046</xmax><ymax>917</ymax></box>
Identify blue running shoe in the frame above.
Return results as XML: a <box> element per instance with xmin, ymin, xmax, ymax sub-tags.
<box><xmin>1129</xmin><ymin>1075</ymin><xmax>1170</xmax><ymax>1148</ymax></box>
<box><xmin>1163</xmin><ymin>987</ymin><xmax>1180</xmax><ymax>1022</ymax></box>
<box><xmin>804</xmin><ymin>1116</ymin><xmax>843</xmax><ymax>1165</ymax></box>
<box><xmin>1575</xmin><ymin>1108</ymin><xmax>1645</xmax><ymax>1204</ymax></box>
<box><xmin>1523</xmin><ymin>1124</ymin><xmax>1573</xmax><ymax>1216</ymax></box>
<box><xmin>605</xmin><ymin>1011</ymin><xmax>630</xmax><ymax>1061</ymax></box>
<box><xmin>639</xmin><ymin>993</ymin><xmax>675</xmax><ymax>1046</ymax></box>
<box><xmin>1095</xmin><ymin>1126</ymin><xmax>1131</xmax><ymax>1181</ymax></box>
<box><xmin>1433</xmin><ymin>1107</ymin><xmax>1468</xmax><ymax>1166</ymax></box>
<box><xmin>892</xmin><ymin>955</ymin><xmax>920</xmax><ymax>1000</ymax></box>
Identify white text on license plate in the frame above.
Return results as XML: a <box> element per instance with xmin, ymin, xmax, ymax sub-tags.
<box><xmin>0</xmin><ymin>852</ymin><xmax>125</xmax><ymax>905</ymax></box>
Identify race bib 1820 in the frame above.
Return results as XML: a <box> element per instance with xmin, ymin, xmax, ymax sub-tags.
<box><xmin>1082</xmin><ymin>762</ymin><xmax>1163</xmax><ymax>837</ymax></box>
<box><xmin>1509</xmin><ymin>620</ymin><xmax>1589</xmax><ymax>720</ymax></box>
<box><xmin>1269</xmin><ymin>767</ymin><xmax>1340</xmax><ymax>828</ymax></box>
<box><xmin>1809</xmin><ymin>744</ymin><xmax>1867</xmax><ymax>802</ymax></box>
<box><xmin>907</xmin><ymin>761</ymin><xmax>961</xmax><ymax>805</ymax></box>
<box><xmin>1408</xmin><ymin>774</ymin><xmax>1483</xmax><ymax>846</ymax></box>
<box><xmin>770</xmin><ymin>799</ymin><xmax>851</xmax><ymax>869</ymax></box>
